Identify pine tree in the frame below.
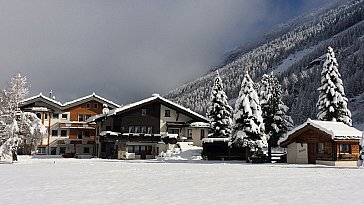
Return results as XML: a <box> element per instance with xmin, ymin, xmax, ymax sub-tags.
<box><xmin>232</xmin><ymin>71</ymin><xmax>266</xmax><ymax>150</ymax></box>
<box><xmin>317</xmin><ymin>47</ymin><xmax>352</xmax><ymax>126</ymax></box>
<box><xmin>259</xmin><ymin>73</ymin><xmax>293</xmax><ymax>161</ymax></box>
<box><xmin>206</xmin><ymin>71</ymin><xmax>232</xmax><ymax>138</ymax></box>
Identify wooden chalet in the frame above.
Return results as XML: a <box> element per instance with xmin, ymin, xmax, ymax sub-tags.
<box><xmin>279</xmin><ymin>119</ymin><xmax>362</xmax><ymax>166</ymax></box>
<box><xmin>90</xmin><ymin>94</ymin><xmax>210</xmax><ymax>159</ymax></box>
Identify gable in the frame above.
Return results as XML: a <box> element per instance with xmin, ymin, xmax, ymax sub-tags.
<box><xmin>281</xmin><ymin>125</ymin><xmax>333</xmax><ymax>147</ymax></box>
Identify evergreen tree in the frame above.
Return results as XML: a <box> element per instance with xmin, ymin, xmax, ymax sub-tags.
<box><xmin>316</xmin><ymin>46</ymin><xmax>352</xmax><ymax>126</ymax></box>
<box><xmin>259</xmin><ymin>73</ymin><xmax>293</xmax><ymax>161</ymax></box>
<box><xmin>232</xmin><ymin>71</ymin><xmax>266</xmax><ymax>150</ymax></box>
<box><xmin>206</xmin><ymin>71</ymin><xmax>232</xmax><ymax>138</ymax></box>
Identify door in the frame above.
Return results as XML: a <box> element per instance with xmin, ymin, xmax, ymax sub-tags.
<box><xmin>140</xmin><ymin>146</ymin><xmax>147</xmax><ymax>159</ymax></box>
<box><xmin>308</xmin><ymin>143</ymin><xmax>316</xmax><ymax>164</ymax></box>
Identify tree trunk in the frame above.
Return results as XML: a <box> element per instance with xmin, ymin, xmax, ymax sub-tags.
<box><xmin>245</xmin><ymin>147</ymin><xmax>250</xmax><ymax>163</ymax></box>
<box><xmin>12</xmin><ymin>150</ymin><xmax>18</xmax><ymax>163</ymax></box>
<box><xmin>268</xmin><ymin>139</ymin><xmax>272</xmax><ymax>163</ymax></box>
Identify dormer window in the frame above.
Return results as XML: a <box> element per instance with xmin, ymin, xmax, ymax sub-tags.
<box><xmin>165</xmin><ymin>110</ymin><xmax>171</xmax><ymax>117</ymax></box>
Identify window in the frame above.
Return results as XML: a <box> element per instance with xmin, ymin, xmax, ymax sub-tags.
<box><xmin>187</xmin><ymin>129</ymin><xmax>193</xmax><ymax>139</ymax></box>
<box><xmin>141</xmin><ymin>109</ymin><xmax>147</xmax><ymax>116</ymax></box>
<box><xmin>51</xmin><ymin>147</ymin><xmax>57</xmax><ymax>155</ymax></box>
<box><xmin>168</xmin><ymin>128</ymin><xmax>179</xmax><ymax>135</ymax></box>
<box><xmin>128</xmin><ymin>126</ymin><xmax>135</xmax><ymax>133</ymax></box>
<box><xmin>128</xmin><ymin>146</ymin><xmax>134</xmax><ymax>153</ymax></box>
<box><xmin>61</xmin><ymin>114</ymin><xmax>68</xmax><ymax>119</ymax></box>
<box><xmin>94</xmin><ymin>103</ymin><xmax>98</xmax><ymax>109</ymax></box>
<box><xmin>134</xmin><ymin>146</ymin><xmax>140</xmax><ymax>155</ymax></box>
<box><xmin>141</xmin><ymin>126</ymin><xmax>147</xmax><ymax>133</ymax></box>
<box><xmin>61</xmin><ymin>130</ymin><xmax>67</xmax><ymax>137</ymax></box>
<box><xmin>36</xmin><ymin>113</ymin><xmax>41</xmax><ymax>119</ymax></box>
<box><xmin>340</xmin><ymin>144</ymin><xmax>351</xmax><ymax>154</ymax></box>
<box><xmin>85</xmin><ymin>131</ymin><xmax>90</xmax><ymax>138</ymax></box>
<box><xmin>84</xmin><ymin>147</ymin><xmax>90</xmax><ymax>154</ymax></box>
<box><xmin>59</xmin><ymin>147</ymin><xmax>66</xmax><ymax>154</ymax></box>
<box><xmin>51</xmin><ymin>130</ymin><xmax>58</xmax><ymax>136</ymax></box>
<box><xmin>317</xmin><ymin>143</ymin><xmax>324</xmax><ymax>153</ymax></box>
<box><xmin>135</xmin><ymin>126</ymin><xmax>141</xmax><ymax>133</ymax></box>
<box><xmin>165</xmin><ymin>110</ymin><xmax>171</xmax><ymax>117</ymax></box>
<box><xmin>147</xmin><ymin>126</ymin><xmax>153</xmax><ymax>134</ymax></box>
<box><xmin>106</xmin><ymin>126</ymin><xmax>111</xmax><ymax>131</ymax></box>
<box><xmin>86</xmin><ymin>103</ymin><xmax>90</xmax><ymax>109</ymax></box>
<box><xmin>146</xmin><ymin>146</ymin><xmax>152</xmax><ymax>155</ymax></box>
<box><xmin>200</xmin><ymin>129</ymin><xmax>205</xmax><ymax>140</ymax></box>
<box><xmin>37</xmin><ymin>147</ymin><xmax>46</xmax><ymax>154</ymax></box>
<box><xmin>78</xmin><ymin>114</ymin><xmax>84</xmax><ymax>122</ymax></box>
<box><xmin>52</xmin><ymin>113</ymin><xmax>59</xmax><ymax>119</ymax></box>
<box><xmin>77</xmin><ymin>131</ymin><xmax>83</xmax><ymax>139</ymax></box>
<box><xmin>44</xmin><ymin>113</ymin><xmax>48</xmax><ymax>120</ymax></box>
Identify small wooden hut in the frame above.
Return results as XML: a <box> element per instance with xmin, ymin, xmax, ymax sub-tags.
<box><xmin>279</xmin><ymin>119</ymin><xmax>362</xmax><ymax>166</ymax></box>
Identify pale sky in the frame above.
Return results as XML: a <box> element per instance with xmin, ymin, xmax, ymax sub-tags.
<box><xmin>0</xmin><ymin>0</ymin><xmax>332</xmax><ymax>105</ymax></box>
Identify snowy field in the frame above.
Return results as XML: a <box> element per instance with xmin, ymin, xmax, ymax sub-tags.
<box><xmin>1</xmin><ymin>157</ymin><xmax>364</xmax><ymax>205</ymax></box>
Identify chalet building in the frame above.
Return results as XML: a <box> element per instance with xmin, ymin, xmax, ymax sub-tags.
<box><xmin>90</xmin><ymin>94</ymin><xmax>210</xmax><ymax>159</ymax></box>
<box><xmin>19</xmin><ymin>92</ymin><xmax>120</xmax><ymax>156</ymax></box>
<box><xmin>279</xmin><ymin>119</ymin><xmax>362</xmax><ymax>166</ymax></box>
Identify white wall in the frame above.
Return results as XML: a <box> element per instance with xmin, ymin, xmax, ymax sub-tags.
<box><xmin>160</xmin><ymin>104</ymin><xmax>192</xmax><ymax>133</ymax></box>
<box><xmin>287</xmin><ymin>142</ymin><xmax>308</xmax><ymax>164</ymax></box>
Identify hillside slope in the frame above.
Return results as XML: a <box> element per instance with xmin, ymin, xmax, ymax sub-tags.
<box><xmin>165</xmin><ymin>0</ymin><xmax>364</xmax><ymax>128</ymax></box>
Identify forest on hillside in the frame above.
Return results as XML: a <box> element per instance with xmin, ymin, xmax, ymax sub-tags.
<box><xmin>165</xmin><ymin>0</ymin><xmax>364</xmax><ymax>127</ymax></box>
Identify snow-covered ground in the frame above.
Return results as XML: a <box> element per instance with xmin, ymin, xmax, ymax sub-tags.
<box><xmin>157</xmin><ymin>142</ymin><xmax>203</xmax><ymax>160</ymax></box>
<box><xmin>1</xmin><ymin>156</ymin><xmax>364</xmax><ymax>205</ymax></box>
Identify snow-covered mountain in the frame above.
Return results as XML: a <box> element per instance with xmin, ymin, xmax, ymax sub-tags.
<box><xmin>165</xmin><ymin>0</ymin><xmax>364</xmax><ymax>128</ymax></box>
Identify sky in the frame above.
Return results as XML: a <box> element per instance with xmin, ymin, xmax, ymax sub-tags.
<box><xmin>0</xmin><ymin>0</ymin><xmax>332</xmax><ymax>105</ymax></box>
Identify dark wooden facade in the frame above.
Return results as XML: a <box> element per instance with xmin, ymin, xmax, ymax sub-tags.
<box><xmin>95</xmin><ymin>96</ymin><xmax>209</xmax><ymax>159</ymax></box>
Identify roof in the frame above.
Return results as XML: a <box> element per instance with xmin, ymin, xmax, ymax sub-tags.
<box><xmin>21</xmin><ymin>92</ymin><xmax>121</xmax><ymax>110</ymax></box>
<box><xmin>93</xmin><ymin>94</ymin><xmax>209</xmax><ymax>122</ymax></box>
<box><xmin>279</xmin><ymin>119</ymin><xmax>362</xmax><ymax>146</ymax></box>
<box><xmin>21</xmin><ymin>93</ymin><xmax>63</xmax><ymax>109</ymax></box>
<box><xmin>63</xmin><ymin>92</ymin><xmax>121</xmax><ymax>109</ymax></box>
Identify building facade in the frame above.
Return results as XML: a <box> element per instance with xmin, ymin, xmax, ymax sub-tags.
<box><xmin>20</xmin><ymin>92</ymin><xmax>120</xmax><ymax>156</ymax></box>
<box><xmin>92</xmin><ymin>94</ymin><xmax>210</xmax><ymax>159</ymax></box>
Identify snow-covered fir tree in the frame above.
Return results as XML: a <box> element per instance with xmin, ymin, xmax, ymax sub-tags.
<box><xmin>259</xmin><ymin>73</ymin><xmax>293</xmax><ymax>161</ymax></box>
<box><xmin>232</xmin><ymin>71</ymin><xmax>267</xmax><ymax>149</ymax></box>
<box><xmin>316</xmin><ymin>46</ymin><xmax>352</xmax><ymax>126</ymax></box>
<box><xmin>0</xmin><ymin>73</ymin><xmax>46</xmax><ymax>162</ymax></box>
<box><xmin>206</xmin><ymin>71</ymin><xmax>232</xmax><ymax>138</ymax></box>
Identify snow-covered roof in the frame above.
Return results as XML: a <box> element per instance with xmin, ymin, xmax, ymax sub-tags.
<box><xmin>280</xmin><ymin>119</ymin><xmax>362</xmax><ymax>145</ymax></box>
<box><xmin>63</xmin><ymin>92</ymin><xmax>121</xmax><ymax>109</ymax></box>
<box><xmin>21</xmin><ymin>92</ymin><xmax>121</xmax><ymax>110</ymax></box>
<box><xmin>95</xmin><ymin>94</ymin><xmax>209</xmax><ymax>122</ymax></box>
<box><xmin>190</xmin><ymin>122</ymin><xmax>210</xmax><ymax>128</ymax></box>
<box><xmin>21</xmin><ymin>93</ymin><xmax>63</xmax><ymax>108</ymax></box>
